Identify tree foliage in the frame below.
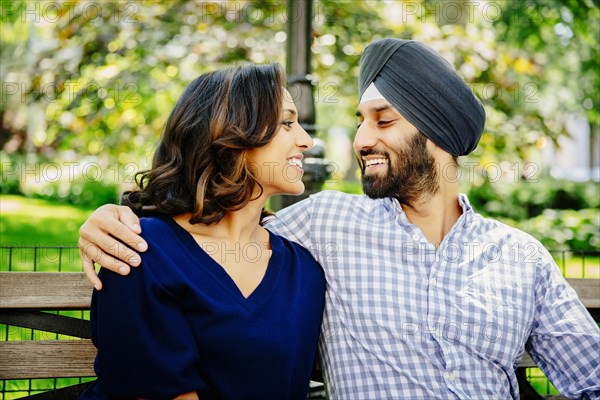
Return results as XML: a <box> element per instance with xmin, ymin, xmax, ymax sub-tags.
<box><xmin>1</xmin><ymin>0</ymin><xmax>598</xmax><ymax>174</ymax></box>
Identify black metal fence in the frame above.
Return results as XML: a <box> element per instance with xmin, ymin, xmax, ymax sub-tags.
<box><xmin>1</xmin><ymin>246</ymin><xmax>90</xmax><ymax>398</ymax></box>
<box><xmin>1</xmin><ymin>245</ymin><xmax>81</xmax><ymax>273</ymax></box>
<box><xmin>0</xmin><ymin>246</ymin><xmax>598</xmax><ymax>399</ymax></box>
<box><xmin>2</xmin><ymin>245</ymin><xmax>598</xmax><ymax>274</ymax></box>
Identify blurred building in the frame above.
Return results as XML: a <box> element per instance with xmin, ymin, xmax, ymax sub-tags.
<box><xmin>542</xmin><ymin>114</ymin><xmax>599</xmax><ymax>182</ymax></box>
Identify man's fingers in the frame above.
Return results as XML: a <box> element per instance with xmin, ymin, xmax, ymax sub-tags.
<box><xmin>80</xmin><ymin>212</ymin><xmax>143</xmax><ymax>267</ymax></box>
<box><xmin>115</xmin><ymin>206</ymin><xmax>147</xmax><ymax>251</ymax></box>
<box><xmin>117</xmin><ymin>207</ymin><xmax>142</xmax><ymax>234</ymax></box>
<box><xmin>79</xmin><ymin>240</ymin><xmax>129</xmax><ymax>273</ymax></box>
<box><xmin>78</xmin><ymin>204</ymin><xmax>145</xmax><ymax>287</ymax></box>
<box><xmin>101</xmin><ymin>235</ymin><xmax>141</xmax><ymax>268</ymax></box>
<box><xmin>82</xmin><ymin>235</ymin><xmax>140</xmax><ymax>270</ymax></box>
<box><xmin>79</xmin><ymin>244</ymin><xmax>133</xmax><ymax>290</ymax></box>
<box><xmin>80</xmin><ymin>250</ymin><xmax>103</xmax><ymax>291</ymax></box>
<box><xmin>82</xmin><ymin>204</ymin><xmax>146</xmax><ymax>254</ymax></box>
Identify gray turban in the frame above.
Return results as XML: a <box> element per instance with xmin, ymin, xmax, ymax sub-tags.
<box><xmin>358</xmin><ymin>39</ymin><xmax>486</xmax><ymax>156</ymax></box>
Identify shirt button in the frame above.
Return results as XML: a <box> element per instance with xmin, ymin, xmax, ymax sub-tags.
<box><xmin>430</xmin><ymin>278</ymin><xmax>437</xmax><ymax>287</ymax></box>
<box><xmin>412</xmin><ymin>234</ymin><xmax>420</xmax><ymax>240</ymax></box>
<box><xmin>446</xmin><ymin>372</ymin><xmax>455</xmax><ymax>382</ymax></box>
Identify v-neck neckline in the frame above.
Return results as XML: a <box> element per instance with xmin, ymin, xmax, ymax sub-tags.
<box><xmin>160</xmin><ymin>216</ymin><xmax>282</xmax><ymax>307</ymax></box>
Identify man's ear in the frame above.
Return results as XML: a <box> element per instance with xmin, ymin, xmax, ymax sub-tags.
<box><xmin>425</xmin><ymin>138</ymin><xmax>439</xmax><ymax>153</ymax></box>
<box><xmin>426</xmin><ymin>139</ymin><xmax>455</xmax><ymax>166</ymax></box>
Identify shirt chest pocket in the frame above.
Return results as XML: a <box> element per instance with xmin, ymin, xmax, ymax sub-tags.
<box><xmin>459</xmin><ymin>266</ymin><xmax>535</xmax><ymax>328</ymax></box>
<box><xmin>465</xmin><ymin>275</ymin><xmax>522</xmax><ymax>309</ymax></box>
<box><xmin>452</xmin><ymin>275</ymin><xmax>531</xmax><ymax>360</ymax></box>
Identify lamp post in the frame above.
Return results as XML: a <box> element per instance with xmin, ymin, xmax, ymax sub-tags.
<box><xmin>273</xmin><ymin>0</ymin><xmax>329</xmax><ymax>210</ymax></box>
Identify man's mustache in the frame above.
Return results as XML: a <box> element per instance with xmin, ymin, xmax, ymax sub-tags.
<box><xmin>359</xmin><ymin>149</ymin><xmax>388</xmax><ymax>157</ymax></box>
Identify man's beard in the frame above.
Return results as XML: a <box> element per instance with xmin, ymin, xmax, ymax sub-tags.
<box><xmin>361</xmin><ymin>133</ymin><xmax>439</xmax><ymax>205</ymax></box>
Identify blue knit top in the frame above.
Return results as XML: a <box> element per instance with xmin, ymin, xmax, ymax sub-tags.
<box><xmin>81</xmin><ymin>215</ymin><xmax>325</xmax><ymax>400</ymax></box>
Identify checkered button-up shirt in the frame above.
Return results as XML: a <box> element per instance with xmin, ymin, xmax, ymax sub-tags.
<box><xmin>267</xmin><ymin>191</ymin><xmax>600</xmax><ymax>400</ymax></box>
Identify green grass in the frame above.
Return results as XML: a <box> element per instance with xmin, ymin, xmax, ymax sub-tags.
<box><xmin>0</xmin><ymin>195</ymin><xmax>93</xmax><ymax>272</ymax></box>
<box><xmin>0</xmin><ymin>194</ymin><xmax>92</xmax><ymax>245</ymax></box>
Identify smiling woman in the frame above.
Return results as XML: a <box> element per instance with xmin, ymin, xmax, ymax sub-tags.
<box><xmin>246</xmin><ymin>91</ymin><xmax>313</xmax><ymax>198</ymax></box>
<box><xmin>78</xmin><ymin>64</ymin><xmax>325</xmax><ymax>400</ymax></box>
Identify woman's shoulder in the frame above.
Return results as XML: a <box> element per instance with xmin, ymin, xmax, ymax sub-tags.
<box><xmin>269</xmin><ymin>230</ymin><xmax>297</xmax><ymax>249</ymax></box>
<box><xmin>139</xmin><ymin>215</ymin><xmax>176</xmax><ymax>241</ymax></box>
<box><xmin>131</xmin><ymin>216</ymin><xmax>193</xmax><ymax>284</ymax></box>
<box><xmin>269</xmin><ymin>231</ymin><xmax>325</xmax><ymax>292</ymax></box>
<box><xmin>269</xmin><ymin>230</ymin><xmax>318</xmax><ymax>264</ymax></box>
<box><xmin>137</xmin><ymin>216</ymin><xmax>189</xmax><ymax>261</ymax></box>
<box><xmin>140</xmin><ymin>214</ymin><xmax>170</xmax><ymax>229</ymax></box>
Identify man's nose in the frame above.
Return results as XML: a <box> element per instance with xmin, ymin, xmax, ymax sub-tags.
<box><xmin>353</xmin><ymin>123</ymin><xmax>377</xmax><ymax>153</ymax></box>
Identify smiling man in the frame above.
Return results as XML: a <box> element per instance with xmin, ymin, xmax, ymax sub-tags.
<box><xmin>79</xmin><ymin>39</ymin><xmax>600</xmax><ymax>399</ymax></box>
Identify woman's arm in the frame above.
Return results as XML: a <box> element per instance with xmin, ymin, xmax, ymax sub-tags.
<box><xmin>92</xmin><ymin>258</ymin><xmax>206</xmax><ymax>397</ymax></box>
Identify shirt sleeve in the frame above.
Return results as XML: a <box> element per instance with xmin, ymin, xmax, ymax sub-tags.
<box><xmin>266</xmin><ymin>196</ymin><xmax>314</xmax><ymax>249</ymax></box>
<box><xmin>526</xmin><ymin>247</ymin><xmax>600</xmax><ymax>399</ymax></box>
<box><xmin>91</xmin><ymin>263</ymin><xmax>205</xmax><ymax>399</ymax></box>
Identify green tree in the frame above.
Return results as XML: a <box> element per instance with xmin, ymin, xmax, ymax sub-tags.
<box><xmin>1</xmin><ymin>0</ymin><xmax>598</xmax><ymax>178</ymax></box>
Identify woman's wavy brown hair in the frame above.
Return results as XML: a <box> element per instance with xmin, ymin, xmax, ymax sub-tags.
<box><xmin>122</xmin><ymin>63</ymin><xmax>286</xmax><ymax>225</ymax></box>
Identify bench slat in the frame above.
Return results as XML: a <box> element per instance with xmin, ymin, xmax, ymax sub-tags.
<box><xmin>567</xmin><ymin>278</ymin><xmax>600</xmax><ymax>309</ymax></box>
<box><xmin>519</xmin><ymin>352</ymin><xmax>537</xmax><ymax>368</ymax></box>
<box><xmin>517</xmin><ymin>278</ymin><xmax>599</xmax><ymax>370</ymax></box>
<box><xmin>0</xmin><ymin>272</ymin><xmax>597</xmax><ymax>392</ymax></box>
<box><xmin>0</xmin><ymin>272</ymin><xmax>91</xmax><ymax>309</ymax></box>
<box><xmin>2</xmin><ymin>274</ymin><xmax>593</xmax><ymax>309</ymax></box>
<box><xmin>0</xmin><ymin>340</ymin><xmax>96</xmax><ymax>379</ymax></box>
<box><xmin>0</xmin><ymin>310</ymin><xmax>91</xmax><ymax>338</ymax></box>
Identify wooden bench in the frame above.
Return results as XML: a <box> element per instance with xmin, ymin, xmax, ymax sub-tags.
<box><xmin>516</xmin><ymin>278</ymin><xmax>600</xmax><ymax>400</ymax></box>
<box><xmin>1</xmin><ymin>272</ymin><xmax>598</xmax><ymax>399</ymax></box>
<box><xmin>0</xmin><ymin>272</ymin><xmax>95</xmax><ymax>399</ymax></box>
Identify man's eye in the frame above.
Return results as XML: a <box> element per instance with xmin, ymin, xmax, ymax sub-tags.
<box><xmin>282</xmin><ymin>120</ymin><xmax>294</xmax><ymax>128</ymax></box>
<box><xmin>378</xmin><ymin>120</ymin><xmax>392</xmax><ymax>126</ymax></box>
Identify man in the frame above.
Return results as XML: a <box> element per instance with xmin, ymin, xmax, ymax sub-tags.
<box><xmin>79</xmin><ymin>39</ymin><xmax>600</xmax><ymax>399</ymax></box>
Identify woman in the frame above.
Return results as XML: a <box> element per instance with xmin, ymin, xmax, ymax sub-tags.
<box><xmin>80</xmin><ymin>64</ymin><xmax>325</xmax><ymax>400</ymax></box>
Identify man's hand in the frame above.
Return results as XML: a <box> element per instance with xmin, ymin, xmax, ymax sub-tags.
<box><xmin>173</xmin><ymin>392</ymin><xmax>200</xmax><ymax>400</ymax></box>
<box><xmin>78</xmin><ymin>204</ymin><xmax>147</xmax><ymax>290</ymax></box>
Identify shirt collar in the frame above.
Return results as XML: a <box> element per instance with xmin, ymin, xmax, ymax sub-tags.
<box><xmin>387</xmin><ymin>193</ymin><xmax>474</xmax><ymax>227</ymax></box>
<box><xmin>458</xmin><ymin>193</ymin><xmax>473</xmax><ymax>215</ymax></box>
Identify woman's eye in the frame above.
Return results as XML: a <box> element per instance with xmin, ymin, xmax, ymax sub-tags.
<box><xmin>282</xmin><ymin>120</ymin><xmax>294</xmax><ymax>128</ymax></box>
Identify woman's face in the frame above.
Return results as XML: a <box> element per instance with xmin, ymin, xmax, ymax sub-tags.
<box><xmin>246</xmin><ymin>89</ymin><xmax>314</xmax><ymax>197</ymax></box>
